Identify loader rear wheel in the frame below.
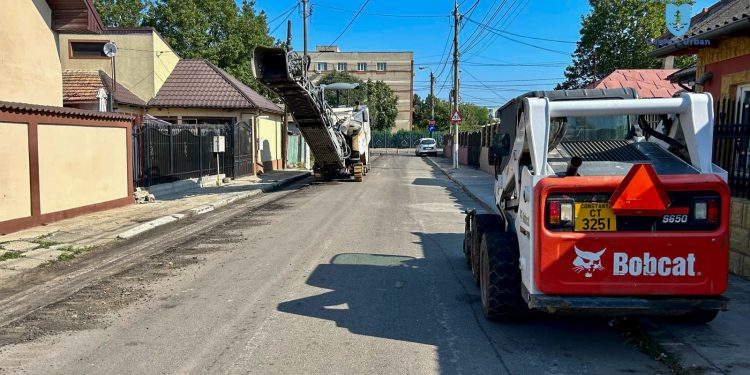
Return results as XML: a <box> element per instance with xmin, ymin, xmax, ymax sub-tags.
<box><xmin>479</xmin><ymin>230</ymin><xmax>526</xmax><ymax>320</ymax></box>
<box><xmin>472</xmin><ymin>214</ymin><xmax>503</xmax><ymax>286</ymax></box>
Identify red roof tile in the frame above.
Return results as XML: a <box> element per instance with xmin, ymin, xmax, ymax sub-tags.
<box><xmin>587</xmin><ymin>69</ymin><xmax>683</xmax><ymax>98</ymax></box>
<box><xmin>149</xmin><ymin>59</ymin><xmax>283</xmax><ymax>114</ymax></box>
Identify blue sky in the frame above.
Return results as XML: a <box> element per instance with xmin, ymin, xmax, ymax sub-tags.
<box><xmin>252</xmin><ymin>0</ymin><xmax>715</xmax><ymax>109</ymax></box>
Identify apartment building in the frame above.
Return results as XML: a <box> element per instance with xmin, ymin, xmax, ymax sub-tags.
<box><xmin>308</xmin><ymin>46</ymin><xmax>414</xmax><ymax>132</ymax></box>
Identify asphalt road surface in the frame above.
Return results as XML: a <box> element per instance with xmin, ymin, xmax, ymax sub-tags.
<box><xmin>0</xmin><ymin>154</ymin><xmax>668</xmax><ymax>374</ymax></box>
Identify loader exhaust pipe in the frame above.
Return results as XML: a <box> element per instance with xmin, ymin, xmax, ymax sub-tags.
<box><xmin>566</xmin><ymin>156</ymin><xmax>582</xmax><ymax>176</ymax></box>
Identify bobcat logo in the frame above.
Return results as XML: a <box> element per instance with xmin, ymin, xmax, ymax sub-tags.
<box><xmin>572</xmin><ymin>246</ymin><xmax>606</xmax><ymax>278</ymax></box>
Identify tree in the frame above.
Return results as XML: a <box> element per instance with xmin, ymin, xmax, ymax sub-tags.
<box><xmin>365</xmin><ymin>80</ymin><xmax>399</xmax><ymax>131</ymax></box>
<box><xmin>94</xmin><ymin>0</ymin><xmax>147</xmax><ymax>27</ymax></box>
<box><xmin>317</xmin><ymin>71</ymin><xmax>367</xmax><ymax>106</ymax></box>
<box><xmin>557</xmin><ymin>0</ymin><xmax>693</xmax><ymax>89</ymax></box>
<box><xmin>412</xmin><ymin>94</ymin><xmax>425</xmax><ymax>127</ymax></box>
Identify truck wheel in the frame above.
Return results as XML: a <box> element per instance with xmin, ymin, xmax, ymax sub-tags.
<box><xmin>479</xmin><ymin>230</ymin><xmax>526</xmax><ymax>320</ymax></box>
<box><xmin>472</xmin><ymin>215</ymin><xmax>503</xmax><ymax>286</ymax></box>
<box><xmin>675</xmin><ymin>310</ymin><xmax>719</xmax><ymax>324</ymax></box>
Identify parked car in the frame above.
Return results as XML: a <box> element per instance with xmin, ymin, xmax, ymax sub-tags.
<box><xmin>415</xmin><ymin>138</ymin><xmax>438</xmax><ymax>156</ymax></box>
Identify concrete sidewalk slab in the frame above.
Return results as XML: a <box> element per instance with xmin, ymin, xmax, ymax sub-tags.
<box><xmin>425</xmin><ymin>155</ymin><xmax>750</xmax><ymax>374</ymax></box>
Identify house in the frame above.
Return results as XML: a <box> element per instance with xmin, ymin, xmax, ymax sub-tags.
<box><xmin>57</xmin><ymin>27</ymin><xmax>287</xmax><ymax>175</ymax></box>
<box><xmin>0</xmin><ymin>0</ymin><xmax>134</xmax><ymax>234</ymax></box>
<box><xmin>586</xmin><ymin>69</ymin><xmax>683</xmax><ymax>98</ymax></box>
<box><xmin>650</xmin><ymin>0</ymin><xmax>750</xmax><ymax>110</ymax></box>
<box><xmin>308</xmin><ymin>45</ymin><xmax>414</xmax><ymax>132</ymax></box>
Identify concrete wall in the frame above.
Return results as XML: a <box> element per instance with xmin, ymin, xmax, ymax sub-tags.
<box><xmin>0</xmin><ymin>123</ymin><xmax>31</xmax><ymax>222</ymax></box>
<box><xmin>0</xmin><ymin>108</ymin><xmax>133</xmax><ymax>235</ymax></box>
<box><xmin>479</xmin><ymin>147</ymin><xmax>495</xmax><ymax>175</ymax></box>
<box><xmin>37</xmin><ymin>125</ymin><xmax>128</xmax><ymax>214</ymax></box>
<box><xmin>0</xmin><ymin>0</ymin><xmax>63</xmax><ymax>106</ymax></box>
<box><xmin>59</xmin><ymin>30</ymin><xmax>179</xmax><ymax>102</ymax></box>
<box><xmin>257</xmin><ymin>117</ymin><xmax>283</xmax><ymax>170</ymax></box>
<box><xmin>730</xmin><ymin>198</ymin><xmax>750</xmax><ymax>278</ymax></box>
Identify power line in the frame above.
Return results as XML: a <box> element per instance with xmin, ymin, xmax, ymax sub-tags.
<box><xmin>462</xmin><ymin>68</ymin><xmax>509</xmax><ymax>101</ymax></box>
<box><xmin>267</xmin><ymin>2</ymin><xmax>300</xmax><ymax>25</ymax></box>
<box><xmin>467</xmin><ymin>0</ymin><xmax>529</xmax><ymax>56</ymax></box>
<box><xmin>312</xmin><ymin>2</ymin><xmax>447</xmax><ymax>18</ymax></box>
<box><xmin>326</xmin><ymin>0</ymin><xmax>371</xmax><ymax>47</ymax></box>
<box><xmin>464</xmin><ymin>16</ymin><xmax>576</xmax><ymax>44</ymax></box>
<box><xmin>461</xmin><ymin>0</ymin><xmax>511</xmax><ymax>55</ymax></box>
<box><xmin>269</xmin><ymin>4</ymin><xmax>299</xmax><ymax>34</ymax></box>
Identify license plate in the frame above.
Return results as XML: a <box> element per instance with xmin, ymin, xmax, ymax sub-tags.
<box><xmin>424</xmin><ymin>147</ymin><xmax>433</xmax><ymax>150</ymax></box>
<box><xmin>575</xmin><ymin>203</ymin><xmax>617</xmax><ymax>231</ymax></box>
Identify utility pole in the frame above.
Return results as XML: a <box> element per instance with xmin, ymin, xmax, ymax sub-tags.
<box><xmin>429</xmin><ymin>72</ymin><xmax>435</xmax><ymax>122</ymax></box>
<box><xmin>286</xmin><ymin>20</ymin><xmax>292</xmax><ymax>52</ymax></box>
<box><xmin>452</xmin><ymin>0</ymin><xmax>460</xmax><ymax>169</ymax></box>
<box><xmin>302</xmin><ymin>0</ymin><xmax>308</xmax><ymax>63</ymax></box>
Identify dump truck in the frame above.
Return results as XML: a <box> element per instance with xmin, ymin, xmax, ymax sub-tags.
<box><xmin>252</xmin><ymin>47</ymin><xmax>370</xmax><ymax>181</ymax></box>
<box><xmin>463</xmin><ymin>88</ymin><xmax>730</xmax><ymax>323</ymax></box>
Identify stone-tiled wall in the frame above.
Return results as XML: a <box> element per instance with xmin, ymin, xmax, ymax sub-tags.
<box><xmin>730</xmin><ymin>198</ymin><xmax>750</xmax><ymax>278</ymax></box>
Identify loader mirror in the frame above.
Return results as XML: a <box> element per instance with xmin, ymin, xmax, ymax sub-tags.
<box><xmin>491</xmin><ymin>133</ymin><xmax>511</xmax><ymax>157</ymax></box>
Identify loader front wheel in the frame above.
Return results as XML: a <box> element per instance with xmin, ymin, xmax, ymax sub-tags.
<box><xmin>479</xmin><ymin>230</ymin><xmax>526</xmax><ymax>320</ymax></box>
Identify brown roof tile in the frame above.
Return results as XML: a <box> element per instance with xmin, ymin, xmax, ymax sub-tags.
<box><xmin>148</xmin><ymin>59</ymin><xmax>283</xmax><ymax>113</ymax></box>
<box><xmin>588</xmin><ymin>69</ymin><xmax>683</xmax><ymax>98</ymax></box>
<box><xmin>62</xmin><ymin>70</ymin><xmax>146</xmax><ymax>107</ymax></box>
<box><xmin>0</xmin><ymin>101</ymin><xmax>134</xmax><ymax>121</ymax></box>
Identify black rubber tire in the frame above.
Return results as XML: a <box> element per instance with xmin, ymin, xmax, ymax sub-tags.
<box><xmin>479</xmin><ymin>230</ymin><xmax>527</xmax><ymax>320</ymax></box>
<box><xmin>472</xmin><ymin>214</ymin><xmax>503</xmax><ymax>286</ymax></box>
<box><xmin>463</xmin><ymin>216</ymin><xmax>472</xmax><ymax>268</ymax></box>
<box><xmin>674</xmin><ymin>310</ymin><xmax>720</xmax><ymax>324</ymax></box>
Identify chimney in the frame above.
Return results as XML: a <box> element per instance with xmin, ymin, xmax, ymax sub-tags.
<box><xmin>662</xmin><ymin>56</ymin><xmax>675</xmax><ymax>69</ymax></box>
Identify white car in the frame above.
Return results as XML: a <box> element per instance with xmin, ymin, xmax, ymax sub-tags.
<box><xmin>415</xmin><ymin>138</ymin><xmax>438</xmax><ymax>157</ymax></box>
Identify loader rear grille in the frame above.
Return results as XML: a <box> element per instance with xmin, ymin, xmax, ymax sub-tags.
<box><xmin>561</xmin><ymin>141</ymin><xmax>647</xmax><ymax>162</ymax></box>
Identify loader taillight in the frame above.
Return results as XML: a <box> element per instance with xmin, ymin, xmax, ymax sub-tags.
<box><xmin>694</xmin><ymin>197</ymin><xmax>719</xmax><ymax>224</ymax></box>
<box><xmin>547</xmin><ymin>199</ymin><xmax>574</xmax><ymax>228</ymax></box>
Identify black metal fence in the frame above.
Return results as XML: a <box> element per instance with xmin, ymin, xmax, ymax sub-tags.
<box><xmin>714</xmin><ymin>97</ymin><xmax>750</xmax><ymax>198</ymax></box>
<box><xmin>133</xmin><ymin>119</ymin><xmax>254</xmax><ymax>188</ymax></box>
<box><xmin>370</xmin><ymin>130</ymin><xmax>446</xmax><ymax>149</ymax></box>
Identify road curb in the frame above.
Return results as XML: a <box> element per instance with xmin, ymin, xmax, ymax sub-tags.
<box><xmin>116</xmin><ymin>172</ymin><xmax>311</xmax><ymax>240</ymax></box>
<box><xmin>425</xmin><ymin>156</ymin><xmax>498</xmax><ymax>214</ymax></box>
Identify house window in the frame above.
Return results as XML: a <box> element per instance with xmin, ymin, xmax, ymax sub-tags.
<box><xmin>316</xmin><ymin>62</ymin><xmax>328</xmax><ymax>71</ymax></box>
<box><xmin>357</xmin><ymin>62</ymin><xmax>367</xmax><ymax>71</ymax></box>
<box><xmin>337</xmin><ymin>62</ymin><xmax>347</xmax><ymax>71</ymax></box>
<box><xmin>70</xmin><ymin>41</ymin><xmax>108</xmax><ymax>58</ymax></box>
<box><xmin>738</xmin><ymin>84</ymin><xmax>750</xmax><ymax>124</ymax></box>
<box><xmin>377</xmin><ymin>62</ymin><xmax>387</xmax><ymax>71</ymax></box>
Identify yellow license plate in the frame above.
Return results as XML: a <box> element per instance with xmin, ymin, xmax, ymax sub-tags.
<box><xmin>575</xmin><ymin>203</ymin><xmax>617</xmax><ymax>231</ymax></box>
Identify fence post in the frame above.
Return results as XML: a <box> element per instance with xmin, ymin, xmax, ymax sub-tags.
<box><xmin>199</xmin><ymin>127</ymin><xmax>203</xmax><ymax>179</ymax></box>
<box><xmin>168</xmin><ymin>125</ymin><xmax>174</xmax><ymax>177</ymax></box>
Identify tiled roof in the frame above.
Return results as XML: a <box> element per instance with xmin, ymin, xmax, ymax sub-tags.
<box><xmin>664</xmin><ymin>0</ymin><xmax>750</xmax><ymax>40</ymax></box>
<box><xmin>587</xmin><ymin>69</ymin><xmax>683</xmax><ymax>98</ymax></box>
<box><xmin>62</xmin><ymin>70</ymin><xmax>146</xmax><ymax>107</ymax></box>
<box><xmin>149</xmin><ymin>59</ymin><xmax>283</xmax><ymax>114</ymax></box>
<box><xmin>667</xmin><ymin>64</ymin><xmax>697</xmax><ymax>84</ymax></box>
<box><xmin>0</xmin><ymin>101</ymin><xmax>134</xmax><ymax>121</ymax></box>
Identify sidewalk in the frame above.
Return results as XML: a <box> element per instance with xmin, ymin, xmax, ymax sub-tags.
<box><xmin>0</xmin><ymin>170</ymin><xmax>310</xmax><ymax>279</ymax></box>
<box><xmin>426</xmin><ymin>155</ymin><xmax>750</xmax><ymax>375</ymax></box>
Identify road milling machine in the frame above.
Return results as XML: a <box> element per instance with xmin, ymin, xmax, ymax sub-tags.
<box><xmin>252</xmin><ymin>47</ymin><xmax>370</xmax><ymax>181</ymax></box>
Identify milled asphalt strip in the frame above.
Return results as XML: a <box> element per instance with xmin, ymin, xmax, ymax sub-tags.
<box><xmin>117</xmin><ymin>172</ymin><xmax>310</xmax><ymax>239</ymax></box>
<box><xmin>0</xmin><ymin>176</ymin><xmax>312</xmax><ymax>329</ymax></box>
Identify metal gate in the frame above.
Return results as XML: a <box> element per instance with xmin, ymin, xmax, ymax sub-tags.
<box><xmin>233</xmin><ymin>121</ymin><xmax>254</xmax><ymax>178</ymax></box>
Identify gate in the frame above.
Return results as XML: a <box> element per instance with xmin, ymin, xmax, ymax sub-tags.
<box><xmin>233</xmin><ymin>121</ymin><xmax>254</xmax><ymax>178</ymax></box>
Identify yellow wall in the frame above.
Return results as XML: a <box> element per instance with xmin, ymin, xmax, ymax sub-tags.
<box><xmin>59</xmin><ymin>31</ymin><xmax>179</xmax><ymax>102</ymax></box>
<box><xmin>37</xmin><ymin>125</ymin><xmax>128</xmax><ymax>214</ymax></box>
<box><xmin>0</xmin><ymin>122</ymin><xmax>31</xmax><ymax>221</ymax></box>
<box><xmin>0</xmin><ymin>0</ymin><xmax>62</xmax><ymax>106</ymax></box>
<box><xmin>258</xmin><ymin>117</ymin><xmax>283</xmax><ymax>163</ymax></box>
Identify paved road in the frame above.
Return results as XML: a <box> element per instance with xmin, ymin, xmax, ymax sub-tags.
<box><xmin>0</xmin><ymin>155</ymin><xmax>667</xmax><ymax>374</ymax></box>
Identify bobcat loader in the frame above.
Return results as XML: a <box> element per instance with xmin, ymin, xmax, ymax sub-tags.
<box><xmin>463</xmin><ymin>88</ymin><xmax>730</xmax><ymax>323</ymax></box>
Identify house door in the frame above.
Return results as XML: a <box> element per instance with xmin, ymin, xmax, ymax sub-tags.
<box><xmin>738</xmin><ymin>84</ymin><xmax>750</xmax><ymax>125</ymax></box>
<box><xmin>233</xmin><ymin>121</ymin><xmax>254</xmax><ymax>177</ymax></box>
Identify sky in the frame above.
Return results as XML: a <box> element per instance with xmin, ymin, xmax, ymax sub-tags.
<box><xmin>252</xmin><ymin>0</ymin><xmax>716</xmax><ymax>110</ymax></box>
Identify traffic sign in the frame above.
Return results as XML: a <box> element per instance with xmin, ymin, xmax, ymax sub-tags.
<box><xmin>428</xmin><ymin>119</ymin><xmax>435</xmax><ymax>125</ymax></box>
<box><xmin>428</xmin><ymin>124</ymin><xmax>435</xmax><ymax>133</ymax></box>
<box><xmin>450</xmin><ymin>111</ymin><xmax>462</xmax><ymax>123</ymax></box>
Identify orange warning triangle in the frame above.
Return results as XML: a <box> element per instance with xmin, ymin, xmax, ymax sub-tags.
<box><xmin>608</xmin><ymin>164</ymin><xmax>670</xmax><ymax>215</ymax></box>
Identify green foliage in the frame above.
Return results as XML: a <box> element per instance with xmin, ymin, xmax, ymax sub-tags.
<box><xmin>318</xmin><ymin>71</ymin><xmax>367</xmax><ymax>106</ymax></box>
<box><xmin>412</xmin><ymin>95</ymin><xmax>492</xmax><ymax>132</ymax></box>
<box><xmin>557</xmin><ymin>0</ymin><xmax>695</xmax><ymax>89</ymax></box>
<box><xmin>94</xmin><ymin>0</ymin><xmax>147</xmax><ymax>27</ymax></box>
<box><xmin>0</xmin><ymin>251</ymin><xmax>22</xmax><ymax>262</ymax></box>
<box><xmin>366</xmin><ymin>80</ymin><xmax>399</xmax><ymax>131</ymax></box>
<box><xmin>94</xmin><ymin>0</ymin><xmax>277</xmax><ymax>95</ymax></box>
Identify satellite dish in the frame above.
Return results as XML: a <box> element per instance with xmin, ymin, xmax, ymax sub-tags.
<box><xmin>103</xmin><ymin>42</ymin><xmax>118</xmax><ymax>58</ymax></box>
